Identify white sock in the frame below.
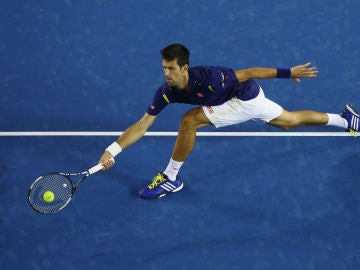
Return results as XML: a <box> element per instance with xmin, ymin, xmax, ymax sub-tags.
<box><xmin>164</xmin><ymin>158</ymin><xmax>184</xmax><ymax>181</ymax></box>
<box><xmin>326</xmin><ymin>113</ymin><xmax>347</xmax><ymax>128</ymax></box>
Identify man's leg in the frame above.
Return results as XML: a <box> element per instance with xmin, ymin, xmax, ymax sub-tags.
<box><xmin>171</xmin><ymin>107</ymin><xmax>212</xmax><ymax>161</ymax></box>
<box><xmin>162</xmin><ymin>107</ymin><xmax>211</xmax><ymax>181</ymax></box>
<box><xmin>269</xmin><ymin>105</ymin><xmax>359</xmax><ymax>131</ymax></box>
<box><xmin>268</xmin><ymin>109</ymin><xmax>329</xmax><ymax>129</ymax></box>
<box><xmin>138</xmin><ymin>107</ymin><xmax>211</xmax><ymax>199</ymax></box>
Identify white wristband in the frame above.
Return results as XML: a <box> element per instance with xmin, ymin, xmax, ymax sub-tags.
<box><xmin>105</xmin><ymin>142</ymin><xmax>122</xmax><ymax>157</ymax></box>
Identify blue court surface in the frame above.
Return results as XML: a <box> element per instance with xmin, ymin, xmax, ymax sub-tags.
<box><xmin>1</xmin><ymin>1</ymin><xmax>360</xmax><ymax>270</ymax></box>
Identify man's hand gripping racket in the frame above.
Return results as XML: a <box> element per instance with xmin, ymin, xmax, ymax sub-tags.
<box><xmin>100</xmin><ymin>141</ymin><xmax>122</xmax><ymax>170</ymax></box>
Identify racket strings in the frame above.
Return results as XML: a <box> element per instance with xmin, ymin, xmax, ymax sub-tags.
<box><xmin>28</xmin><ymin>174</ymin><xmax>73</xmax><ymax>214</ymax></box>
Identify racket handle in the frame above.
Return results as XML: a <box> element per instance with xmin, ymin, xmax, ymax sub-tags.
<box><xmin>87</xmin><ymin>164</ymin><xmax>104</xmax><ymax>175</ymax></box>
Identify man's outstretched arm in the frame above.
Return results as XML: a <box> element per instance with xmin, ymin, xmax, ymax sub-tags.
<box><xmin>234</xmin><ymin>62</ymin><xmax>318</xmax><ymax>83</ymax></box>
<box><xmin>99</xmin><ymin>112</ymin><xmax>157</xmax><ymax>170</ymax></box>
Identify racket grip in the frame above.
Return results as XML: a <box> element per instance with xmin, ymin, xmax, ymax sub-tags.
<box><xmin>88</xmin><ymin>164</ymin><xmax>104</xmax><ymax>175</ymax></box>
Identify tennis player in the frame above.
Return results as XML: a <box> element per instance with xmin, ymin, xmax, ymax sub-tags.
<box><xmin>99</xmin><ymin>43</ymin><xmax>360</xmax><ymax>199</ymax></box>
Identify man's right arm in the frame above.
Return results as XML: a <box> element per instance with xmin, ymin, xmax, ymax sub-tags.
<box><xmin>99</xmin><ymin>112</ymin><xmax>157</xmax><ymax>170</ymax></box>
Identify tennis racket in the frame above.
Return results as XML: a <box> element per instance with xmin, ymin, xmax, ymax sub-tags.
<box><xmin>28</xmin><ymin>164</ymin><xmax>104</xmax><ymax>214</ymax></box>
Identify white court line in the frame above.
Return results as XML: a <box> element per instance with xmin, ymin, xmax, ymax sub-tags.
<box><xmin>0</xmin><ymin>131</ymin><xmax>355</xmax><ymax>137</ymax></box>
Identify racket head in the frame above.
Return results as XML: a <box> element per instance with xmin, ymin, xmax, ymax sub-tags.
<box><xmin>28</xmin><ymin>173</ymin><xmax>74</xmax><ymax>214</ymax></box>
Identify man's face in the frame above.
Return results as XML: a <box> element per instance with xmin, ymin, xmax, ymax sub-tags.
<box><xmin>162</xmin><ymin>59</ymin><xmax>187</xmax><ymax>87</ymax></box>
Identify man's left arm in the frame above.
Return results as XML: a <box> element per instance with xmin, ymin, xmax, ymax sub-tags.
<box><xmin>234</xmin><ymin>62</ymin><xmax>318</xmax><ymax>83</ymax></box>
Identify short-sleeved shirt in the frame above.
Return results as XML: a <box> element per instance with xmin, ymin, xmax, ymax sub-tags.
<box><xmin>146</xmin><ymin>66</ymin><xmax>260</xmax><ymax>116</ymax></box>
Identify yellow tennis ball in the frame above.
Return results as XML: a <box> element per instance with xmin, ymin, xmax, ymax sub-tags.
<box><xmin>43</xmin><ymin>191</ymin><xmax>55</xmax><ymax>203</ymax></box>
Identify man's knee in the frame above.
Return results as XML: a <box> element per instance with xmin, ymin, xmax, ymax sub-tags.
<box><xmin>268</xmin><ymin>110</ymin><xmax>298</xmax><ymax>130</ymax></box>
<box><xmin>268</xmin><ymin>120</ymin><xmax>293</xmax><ymax>130</ymax></box>
<box><xmin>180</xmin><ymin>110</ymin><xmax>199</xmax><ymax>129</ymax></box>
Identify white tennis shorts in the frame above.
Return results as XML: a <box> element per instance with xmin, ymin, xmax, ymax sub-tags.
<box><xmin>202</xmin><ymin>88</ymin><xmax>283</xmax><ymax>128</ymax></box>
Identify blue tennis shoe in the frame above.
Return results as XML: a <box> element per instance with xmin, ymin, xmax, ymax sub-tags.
<box><xmin>341</xmin><ymin>104</ymin><xmax>360</xmax><ymax>135</ymax></box>
<box><xmin>138</xmin><ymin>172</ymin><xmax>184</xmax><ymax>199</ymax></box>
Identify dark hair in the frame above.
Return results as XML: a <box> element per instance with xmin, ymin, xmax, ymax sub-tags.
<box><xmin>160</xmin><ymin>43</ymin><xmax>190</xmax><ymax>67</ymax></box>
